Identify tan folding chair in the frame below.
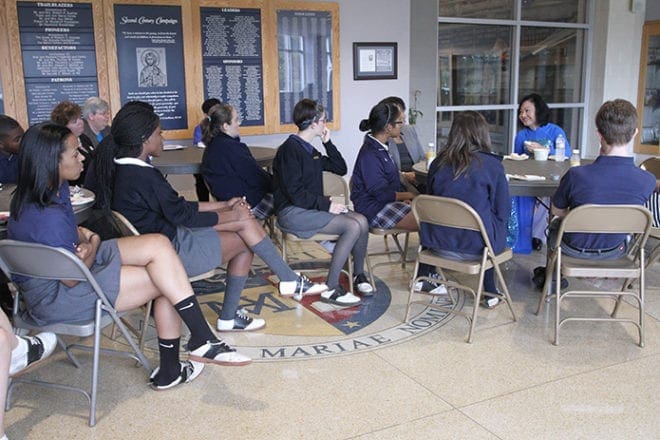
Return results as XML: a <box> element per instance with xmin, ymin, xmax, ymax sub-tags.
<box><xmin>0</xmin><ymin>240</ymin><xmax>151</xmax><ymax>427</ymax></box>
<box><xmin>640</xmin><ymin>157</ymin><xmax>660</xmax><ymax>270</ymax></box>
<box><xmin>535</xmin><ymin>205</ymin><xmax>652</xmax><ymax>346</ymax></box>
<box><xmin>111</xmin><ymin>211</ymin><xmax>214</xmax><ymax>350</ymax></box>
<box><xmin>407</xmin><ymin>195</ymin><xmax>516</xmax><ymax>343</ymax></box>
<box><xmin>365</xmin><ymin>227</ymin><xmax>413</xmax><ymax>288</ymax></box>
<box><xmin>279</xmin><ymin>172</ymin><xmax>363</xmax><ymax>293</ymax></box>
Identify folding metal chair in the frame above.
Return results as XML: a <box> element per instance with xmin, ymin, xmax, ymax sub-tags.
<box><xmin>111</xmin><ymin>211</ymin><xmax>214</xmax><ymax>350</ymax></box>
<box><xmin>279</xmin><ymin>172</ymin><xmax>364</xmax><ymax>293</ymax></box>
<box><xmin>0</xmin><ymin>240</ymin><xmax>152</xmax><ymax>426</ymax></box>
<box><xmin>407</xmin><ymin>195</ymin><xmax>516</xmax><ymax>343</ymax></box>
<box><xmin>534</xmin><ymin>205</ymin><xmax>652</xmax><ymax>346</ymax></box>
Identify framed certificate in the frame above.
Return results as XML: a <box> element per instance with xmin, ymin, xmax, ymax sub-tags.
<box><xmin>353</xmin><ymin>42</ymin><xmax>397</xmax><ymax>80</ymax></box>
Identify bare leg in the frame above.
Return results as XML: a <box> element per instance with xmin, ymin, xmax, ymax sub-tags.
<box><xmin>0</xmin><ymin>315</ymin><xmax>11</xmax><ymax>439</ymax></box>
<box><xmin>214</xmin><ymin>217</ymin><xmax>267</xmax><ymax>247</ymax></box>
<box><xmin>394</xmin><ymin>211</ymin><xmax>418</xmax><ymax>231</ymax></box>
<box><xmin>113</xmin><ymin>234</ymin><xmax>198</xmax><ymax>312</ymax></box>
<box><xmin>218</xmin><ymin>231</ymin><xmax>253</xmax><ymax>275</ymax></box>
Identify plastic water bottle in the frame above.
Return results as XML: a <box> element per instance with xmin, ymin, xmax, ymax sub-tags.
<box><xmin>426</xmin><ymin>142</ymin><xmax>436</xmax><ymax>170</ymax></box>
<box><xmin>570</xmin><ymin>149</ymin><xmax>581</xmax><ymax>167</ymax></box>
<box><xmin>554</xmin><ymin>134</ymin><xmax>566</xmax><ymax>162</ymax></box>
<box><xmin>506</xmin><ymin>197</ymin><xmax>519</xmax><ymax>249</ymax></box>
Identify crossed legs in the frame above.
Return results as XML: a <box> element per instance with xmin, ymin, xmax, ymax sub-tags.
<box><xmin>317</xmin><ymin>211</ymin><xmax>369</xmax><ymax>288</ymax></box>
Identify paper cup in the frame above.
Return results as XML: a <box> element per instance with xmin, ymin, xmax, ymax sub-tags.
<box><xmin>533</xmin><ymin>148</ymin><xmax>549</xmax><ymax>161</ymax></box>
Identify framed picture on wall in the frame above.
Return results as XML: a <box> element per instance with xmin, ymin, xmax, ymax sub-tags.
<box><xmin>353</xmin><ymin>42</ymin><xmax>397</xmax><ymax>80</ymax></box>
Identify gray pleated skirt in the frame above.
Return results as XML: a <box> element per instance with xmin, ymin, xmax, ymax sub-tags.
<box><xmin>276</xmin><ymin>206</ymin><xmax>336</xmax><ymax>239</ymax></box>
<box><xmin>172</xmin><ymin>226</ymin><xmax>222</xmax><ymax>277</ymax></box>
<box><xmin>20</xmin><ymin>239</ymin><xmax>122</xmax><ymax>326</ymax></box>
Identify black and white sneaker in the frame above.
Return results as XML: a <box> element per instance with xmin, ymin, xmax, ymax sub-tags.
<box><xmin>217</xmin><ymin>308</ymin><xmax>266</xmax><ymax>332</ymax></box>
<box><xmin>149</xmin><ymin>360</ymin><xmax>205</xmax><ymax>391</ymax></box>
<box><xmin>353</xmin><ymin>273</ymin><xmax>374</xmax><ymax>296</ymax></box>
<box><xmin>320</xmin><ymin>285</ymin><xmax>362</xmax><ymax>306</ymax></box>
<box><xmin>279</xmin><ymin>273</ymin><xmax>328</xmax><ymax>298</ymax></box>
<box><xmin>188</xmin><ymin>340</ymin><xmax>252</xmax><ymax>366</ymax></box>
<box><xmin>9</xmin><ymin>332</ymin><xmax>57</xmax><ymax>377</ymax></box>
<box><xmin>413</xmin><ymin>272</ymin><xmax>448</xmax><ymax>294</ymax></box>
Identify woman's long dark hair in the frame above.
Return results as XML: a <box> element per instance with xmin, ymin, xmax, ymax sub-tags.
<box><xmin>11</xmin><ymin>122</ymin><xmax>72</xmax><ymax>220</ymax></box>
<box><xmin>95</xmin><ymin>105</ymin><xmax>160</xmax><ymax>212</ymax></box>
<box><xmin>359</xmin><ymin>102</ymin><xmax>400</xmax><ymax>134</ymax></box>
<box><xmin>432</xmin><ymin>111</ymin><xmax>491</xmax><ymax>179</ymax></box>
<box><xmin>202</xmin><ymin>102</ymin><xmax>232</xmax><ymax>145</ymax></box>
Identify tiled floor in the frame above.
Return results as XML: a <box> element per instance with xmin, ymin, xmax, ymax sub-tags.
<box><xmin>4</xmin><ymin>235</ymin><xmax>659</xmax><ymax>440</ymax></box>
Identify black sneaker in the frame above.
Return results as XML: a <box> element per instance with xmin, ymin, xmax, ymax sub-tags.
<box><xmin>149</xmin><ymin>360</ymin><xmax>205</xmax><ymax>391</ymax></box>
<box><xmin>188</xmin><ymin>340</ymin><xmax>252</xmax><ymax>366</ymax></box>
<box><xmin>532</xmin><ymin>267</ymin><xmax>568</xmax><ymax>291</ymax></box>
<box><xmin>216</xmin><ymin>308</ymin><xmax>266</xmax><ymax>332</ymax></box>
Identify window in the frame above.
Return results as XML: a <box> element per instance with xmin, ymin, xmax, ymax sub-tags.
<box><xmin>437</xmin><ymin>0</ymin><xmax>591</xmax><ymax>155</ymax></box>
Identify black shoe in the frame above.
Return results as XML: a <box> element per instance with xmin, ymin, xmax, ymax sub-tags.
<box><xmin>532</xmin><ymin>238</ymin><xmax>543</xmax><ymax>251</ymax></box>
<box><xmin>532</xmin><ymin>267</ymin><xmax>568</xmax><ymax>291</ymax></box>
<box><xmin>480</xmin><ymin>292</ymin><xmax>501</xmax><ymax>309</ymax></box>
<box><xmin>149</xmin><ymin>360</ymin><xmax>205</xmax><ymax>390</ymax></box>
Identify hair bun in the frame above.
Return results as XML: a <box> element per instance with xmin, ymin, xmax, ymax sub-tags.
<box><xmin>359</xmin><ymin>119</ymin><xmax>370</xmax><ymax>132</ymax></box>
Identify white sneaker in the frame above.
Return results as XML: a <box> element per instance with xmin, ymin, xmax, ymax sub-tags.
<box><xmin>188</xmin><ymin>340</ymin><xmax>252</xmax><ymax>366</ymax></box>
<box><xmin>217</xmin><ymin>308</ymin><xmax>266</xmax><ymax>332</ymax></box>
<box><xmin>10</xmin><ymin>332</ymin><xmax>57</xmax><ymax>377</ymax></box>
<box><xmin>353</xmin><ymin>273</ymin><xmax>374</xmax><ymax>296</ymax></box>
<box><xmin>149</xmin><ymin>360</ymin><xmax>205</xmax><ymax>390</ymax></box>
<box><xmin>279</xmin><ymin>274</ymin><xmax>328</xmax><ymax>297</ymax></box>
<box><xmin>320</xmin><ymin>285</ymin><xmax>362</xmax><ymax>306</ymax></box>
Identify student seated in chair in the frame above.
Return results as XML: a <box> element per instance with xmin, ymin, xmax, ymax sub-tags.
<box><xmin>351</xmin><ymin>101</ymin><xmax>417</xmax><ymax>231</ymax></box>
<box><xmin>8</xmin><ymin>122</ymin><xmax>252</xmax><ymax>391</ymax></box>
<box><xmin>272</xmin><ymin>98</ymin><xmax>368</xmax><ymax>306</ymax></box>
<box><xmin>93</xmin><ymin>104</ymin><xmax>325</xmax><ymax>333</ymax></box>
<box><xmin>201</xmin><ymin>102</ymin><xmax>274</xmax><ymax>220</ymax></box>
<box><xmin>532</xmin><ymin>99</ymin><xmax>656</xmax><ymax>289</ymax></box>
<box><xmin>424</xmin><ymin>111</ymin><xmax>510</xmax><ymax>308</ymax></box>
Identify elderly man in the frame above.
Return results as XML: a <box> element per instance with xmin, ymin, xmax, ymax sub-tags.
<box><xmin>533</xmin><ymin>99</ymin><xmax>656</xmax><ymax>289</ymax></box>
<box><xmin>82</xmin><ymin>97</ymin><xmax>111</xmax><ymax>147</ymax></box>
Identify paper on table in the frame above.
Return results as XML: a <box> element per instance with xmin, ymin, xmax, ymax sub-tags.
<box><xmin>506</xmin><ymin>174</ymin><xmax>546</xmax><ymax>181</ymax></box>
<box><xmin>503</xmin><ymin>153</ymin><xmax>529</xmax><ymax>161</ymax></box>
<box><xmin>163</xmin><ymin>144</ymin><xmax>186</xmax><ymax>150</ymax></box>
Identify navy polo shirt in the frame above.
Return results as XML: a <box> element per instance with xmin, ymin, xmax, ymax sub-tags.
<box><xmin>552</xmin><ymin>155</ymin><xmax>655</xmax><ymax>250</ymax></box>
<box><xmin>8</xmin><ymin>183</ymin><xmax>77</xmax><ymax>282</ymax></box>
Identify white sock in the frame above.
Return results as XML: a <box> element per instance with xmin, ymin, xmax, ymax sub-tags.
<box><xmin>1</xmin><ymin>433</ymin><xmax>9</xmax><ymax>440</ymax></box>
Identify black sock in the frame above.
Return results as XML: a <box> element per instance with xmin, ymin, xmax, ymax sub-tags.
<box><xmin>483</xmin><ymin>269</ymin><xmax>497</xmax><ymax>293</ymax></box>
<box><xmin>174</xmin><ymin>296</ymin><xmax>217</xmax><ymax>350</ymax></box>
<box><xmin>154</xmin><ymin>337</ymin><xmax>180</xmax><ymax>386</ymax></box>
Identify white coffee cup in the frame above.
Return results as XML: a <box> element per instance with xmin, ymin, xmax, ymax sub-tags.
<box><xmin>533</xmin><ymin>148</ymin><xmax>550</xmax><ymax>161</ymax></box>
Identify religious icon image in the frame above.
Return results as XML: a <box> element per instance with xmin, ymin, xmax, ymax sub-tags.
<box><xmin>137</xmin><ymin>48</ymin><xmax>167</xmax><ymax>87</ymax></box>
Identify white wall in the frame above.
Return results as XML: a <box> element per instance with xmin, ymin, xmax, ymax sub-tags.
<box><xmin>588</xmin><ymin>0</ymin><xmax>646</xmax><ymax>158</ymax></box>
<box><xmin>241</xmin><ymin>0</ymin><xmax>411</xmax><ymax>174</ymax></box>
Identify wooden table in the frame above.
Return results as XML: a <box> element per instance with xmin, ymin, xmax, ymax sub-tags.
<box><xmin>412</xmin><ymin>158</ymin><xmax>586</xmax><ymax>198</ymax></box>
<box><xmin>153</xmin><ymin>145</ymin><xmax>278</xmax><ymax>175</ymax></box>
<box><xmin>0</xmin><ymin>184</ymin><xmax>95</xmax><ymax>238</ymax></box>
